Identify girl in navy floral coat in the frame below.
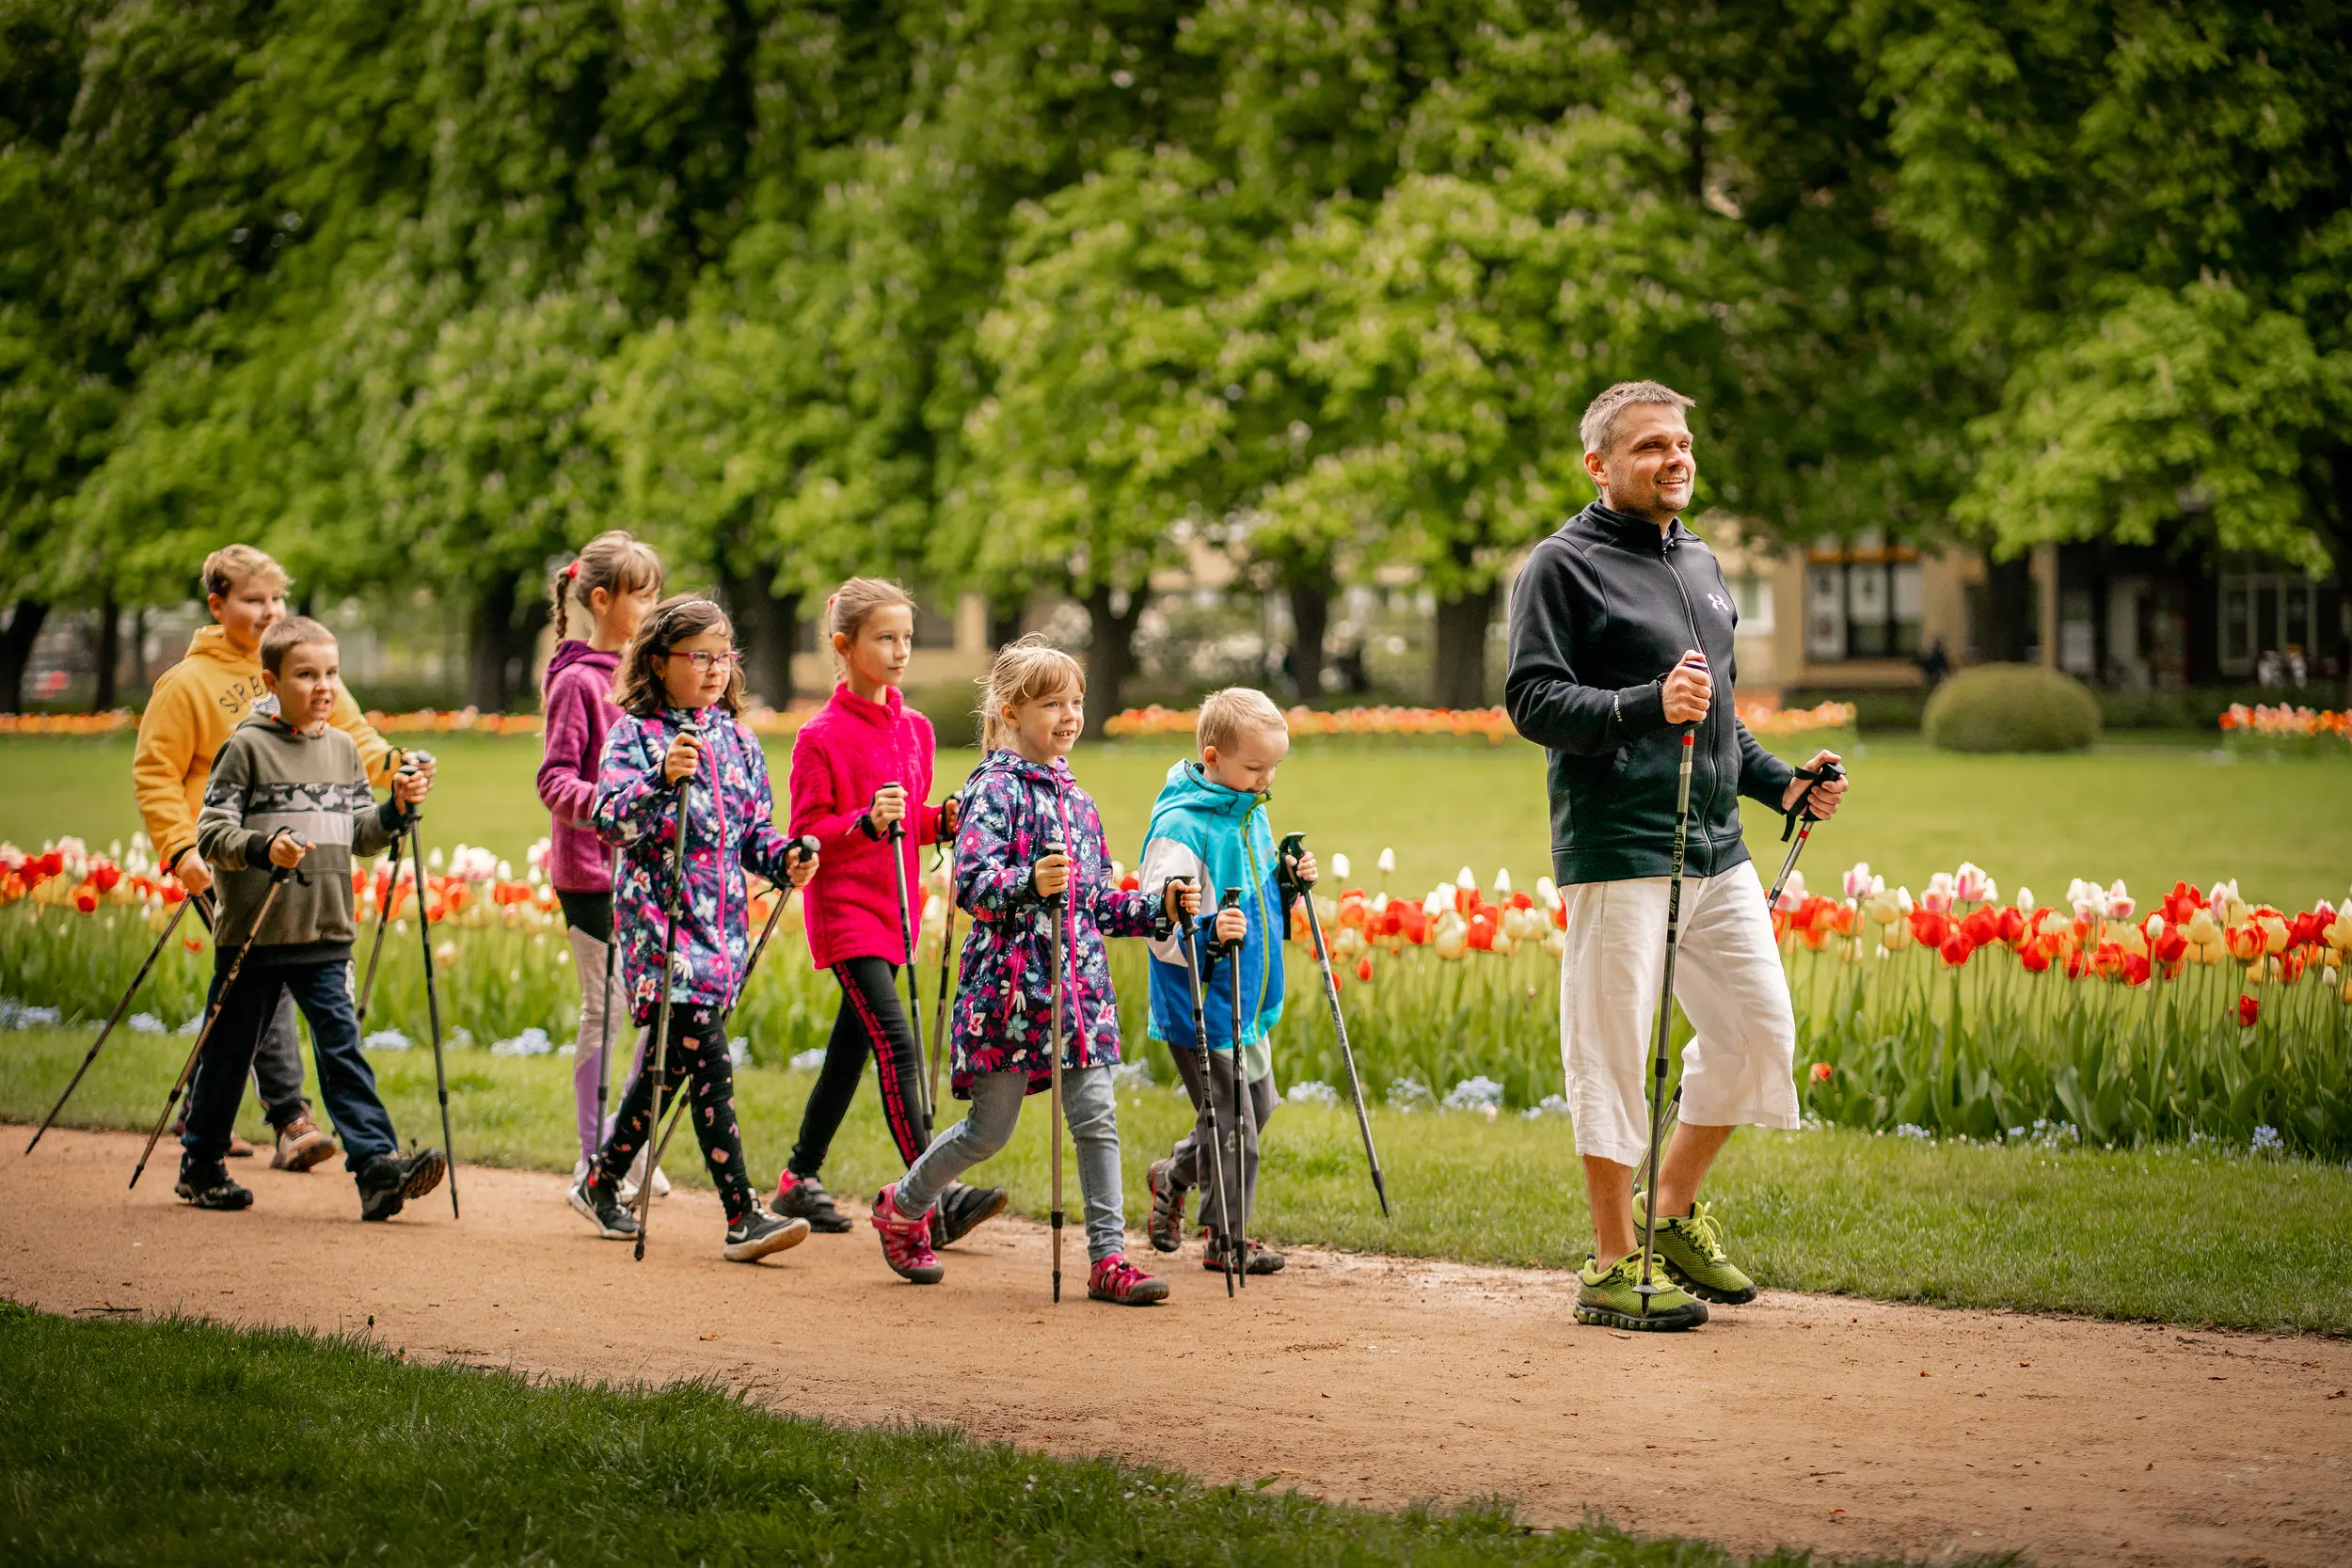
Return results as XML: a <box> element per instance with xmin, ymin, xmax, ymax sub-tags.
<box><xmin>871</xmin><ymin>638</ymin><xmax>1199</xmax><ymax>1305</ymax></box>
<box><xmin>567</xmin><ymin>596</ymin><xmax>818</xmax><ymax>1265</ymax></box>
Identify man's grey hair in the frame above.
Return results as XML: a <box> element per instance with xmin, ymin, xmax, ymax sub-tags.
<box><xmin>1580</xmin><ymin>380</ymin><xmax>1696</xmax><ymax>458</ymax></box>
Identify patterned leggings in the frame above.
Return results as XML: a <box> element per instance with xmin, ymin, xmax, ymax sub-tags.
<box><xmin>591</xmin><ymin>1004</ymin><xmax>754</xmax><ymax>1224</ymax></box>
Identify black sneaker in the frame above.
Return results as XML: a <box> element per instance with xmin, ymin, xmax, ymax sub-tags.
<box><xmin>723</xmin><ymin>1209</ymin><xmax>811</xmax><ymax>1263</ymax></box>
<box><xmin>568</xmin><ymin>1175</ymin><xmax>638</xmax><ymax>1241</ymax></box>
<box><xmin>175</xmin><ymin>1160</ymin><xmax>254</xmax><ymax>1212</ymax></box>
<box><xmin>770</xmin><ymin>1169</ymin><xmax>852</xmax><ymax>1233</ymax></box>
<box><xmin>1145</xmin><ymin>1158</ymin><xmax>1186</xmax><ymax>1254</ymax></box>
<box><xmin>930</xmin><ymin>1182</ymin><xmax>1009</xmax><ymax>1248</ymax></box>
<box><xmin>357</xmin><ymin>1148</ymin><xmax>446</xmax><ymax>1222</ymax></box>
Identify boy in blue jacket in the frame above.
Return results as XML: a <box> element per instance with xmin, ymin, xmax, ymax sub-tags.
<box><xmin>1137</xmin><ymin>688</ymin><xmax>1315</xmax><ymax>1276</ymax></box>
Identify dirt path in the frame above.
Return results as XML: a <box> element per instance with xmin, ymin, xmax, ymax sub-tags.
<box><xmin>5</xmin><ymin>1127</ymin><xmax>2346</xmax><ymax>1567</ymax></box>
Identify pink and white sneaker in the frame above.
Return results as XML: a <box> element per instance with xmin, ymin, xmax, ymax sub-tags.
<box><xmin>1086</xmin><ymin>1253</ymin><xmax>1169</xmax><ymax>1306</ymax></box>
<box><xmin>870</xmin><ymin>1182</ymin><xmax>944</xmax><ymax>1284</ymax></box>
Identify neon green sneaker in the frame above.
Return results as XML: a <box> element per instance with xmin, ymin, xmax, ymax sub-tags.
<box><xmin>1574</xmin><ymin>1251</ymin><xmax>1708</xmax><ymax>1331</ymax></box>
<box><xmin>1631</xmin><ymin>1194</ymin><xmax>1758</xmax><ymax>1306</ymax></box>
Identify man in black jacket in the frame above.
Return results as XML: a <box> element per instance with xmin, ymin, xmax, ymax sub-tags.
<box><xmin>1505</xmin><ymin>380</ymin><xmax>1848</xmax><ymax>1332</ymax></box>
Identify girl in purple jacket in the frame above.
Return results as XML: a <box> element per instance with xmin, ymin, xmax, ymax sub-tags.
<box><xmin>870</xmin><ymin>638</ymin><xmax>1199</xmax><ymax>1305</ymax></box>
<box><xmin>566</xmin><ymin>596</ymin><xmax>818</xmax><ymax>1263</ymax></box>
<box><xmin>538</xmin><ymin>531</ymin><xmax>662</xmax><ymax>1189</ymax></box>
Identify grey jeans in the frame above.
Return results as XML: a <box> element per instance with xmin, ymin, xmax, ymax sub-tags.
<box><xmin>898</xmin><ymin>1067</ymin><xmax>1127</xmax><ymax>1262</ymax></box>
<box><xmin>1165</xmin><ymin>1044</ymin><xmax>1275</xmax><ymax>1244</ymax></box>
<box><xmin>251</xmin><ymin>989</ymin><xmax>310</xmax><ymax>1130</ymax></box>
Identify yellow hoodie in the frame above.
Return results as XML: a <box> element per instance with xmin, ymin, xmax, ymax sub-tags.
<box><xmin>133</xmin><ymin>625</ymin><xmax>397</xmax><ymax>874</ymax></box>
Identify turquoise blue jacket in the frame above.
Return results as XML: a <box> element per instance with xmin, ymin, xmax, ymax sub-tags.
<box><xmin>1137</xmin><ymin>760</ymin><xmax>1286</xmax><ymax>1080</ymax></box>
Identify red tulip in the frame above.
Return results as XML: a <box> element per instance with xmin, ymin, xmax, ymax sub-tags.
<box><xmin>90</xmin><ymin>863</ymin><xmax>120</xmax><ymax>892</ymax></box>
<box><xmin>2235</xmin><ymin>993</ymin><xmax>2260</xmax><ymax>1028</ymax></box>
<box><xmin>1355</xmin><ymin>957</ymin><xmax>1374</xmax><ymax>983</ymax></box>
<box><xmin>73</xmin><ymin>889</ymin><xmax>98</xmax><ymax>914</ymax></box>
<box><xmin>2064</xmin><ymin>950</ymin><xmax>2089</xmax><ymax>980</ymax></box>
<box><xmin>2151</xmin><ymin>929</ymin><xmax>2187</xmax><ymax>966</ymax></box>
<box><xmin>1466</xmin><ymin>913</ymin><xmax>1496</xmax><ymax>951</ymax></box>
<box><xmin>1960</xmin><ymin>907</ymin><xmax>2001</xmax><ymax>948</ymax></box>
<box><xmin>1939</xmin><ymin>932</ymin><xmax>1973</xmax><ymax>967</ymax></box>
<box><xmin>183</xmin><ymin>936</ymin><xmax>203</xmax><ymax>954</ymax></box>
<box><xmin>2279</xmin><ymin>949</ymin><xmax>2308</xmax><ymax>984</ymax></box>
<box><xmin>2122</xmin><ymin>952</ymin><xmax>2151</xmax><ymax>987</ymax></box>
<box><xmin>1810</xmin><ymin>1061</ymin><xmax>1833</xmax><ymax>1083</ymax></box>
<box><xmin>161</xmin><ymin>884</ymin><xmax>185</xmax><ymax>906</ymax></box>
<box><xmin>1997</xmin><ymin>907</ymin><xmax>2027</xmax><ymax>947</ymax></box>
<box><xmin>1509</xmin><ymin>891</ymin><xmax>1533</xmax><ymax>911</ymax></box>
<box><xmin>2019</xmin><ymin>945</ymin><xmax>2051</xmax><ymax>974</ymax></box>
<box><xmin>1909</xmin><ymin>909</ymin><xmax>1951</xmax><ymax>949</ymax></box>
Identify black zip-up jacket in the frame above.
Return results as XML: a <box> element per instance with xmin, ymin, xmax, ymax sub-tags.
<box><xmin>1505</xmin><ymin>501</ymin><xmax>1794</xmax><ymax>886</ymax></box>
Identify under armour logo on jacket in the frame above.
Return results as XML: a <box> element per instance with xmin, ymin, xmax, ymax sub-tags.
<box><xmin>1708</xmin><ymin>592</ymin><xmax>1732</xmax><ymax>616</ymax></box>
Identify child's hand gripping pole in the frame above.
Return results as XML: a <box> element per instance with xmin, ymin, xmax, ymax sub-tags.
<box><xmin>1279</xmin><ymin>832</ymin><xmax>1390</xmax><ymax>1217</ymax></box>
<box><xmin>645</xmin><ymin>835</ymin><xmax>818</xmax><ymax>1177</ymax></box>
<box><xmin>635</xmin><ymin>722</ymin><xmax>701</xmax><ymax>1260</ymax></box>
<box><xmin>1636</xmin><ymin>730</ymin><xmax>1698</xmax><ymax>1311</ymax></box>
<box><xmin>1764</xmin><ymin>758</ymin><xmax>1847</xmax><ymax>912</ymax></box>
<box><xmin>927</xmin><ymin>791</ymin><xmax>964</xmax><ymax>1117</ymax></box>
<box><xmin>130</xmin><ymin>848</ymin><xmax>304</xmax><ymax>1190</ymax></box>
<box><xmin>1042</xmin><ymin>835</ymin><xmax>1069</xmax><ymax>1304</ymax></box>
<box><xmin>880</xmin><ymin>782</ymin><xmax>931</xmax><ymax>1126</ymax></box>
<box><xmin>1216</xmin><ymin>886</ymin><xmax>1248</xmax><ymax>1293</ymax></box>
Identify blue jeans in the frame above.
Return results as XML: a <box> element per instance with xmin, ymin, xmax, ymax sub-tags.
<box><xmin>182</xmin><ymin>958</ymin><xmax>398</xmax><ymax>1174</ymax></box>
<box><xmin>898</xmin><ymin>1067</ymin><xmax>1126</xmax><ymax>1262</ymax></box>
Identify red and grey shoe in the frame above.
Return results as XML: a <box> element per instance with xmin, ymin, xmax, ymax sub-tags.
<box><xmin>1144</xmin><ymin>1158</ymin><xmax>1186</xmax><ymax>1254</ymax></box>
<box><xmin>869</xmin><ymin>1182</ymin><xmax>944</xmax><ymax>1285</ymax></box>
<box><xmin>1087</xmin><ymin>1253</ymin><xmax>1169</xmax><ymax>1306</ymax></box>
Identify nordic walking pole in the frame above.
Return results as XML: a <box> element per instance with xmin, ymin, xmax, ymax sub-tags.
<box><xmin>130</xmin><ymin>859</ymin><xmax>297</xmax><ymax>1190</ymax></box>
<box><xmin>1279</xmin><ymin>832</ymin><xmax>1390</xmax><ymax>1216</ymax></box>
<box><xmin>1764</xmin><ymin>759</ymin><xmax>1846</xmax><ymax>911</ymax></box>
<box><xmin>1044</xmin><ymin>835</ymin><xmax>1069</xmax><ymax>1304</ymax></box>
<box><xmin>882</xmin><ymin>783</ymin><xmax>930</xmax><ymax>1126</ymax></box>
<box><xmin>1177</xmin><ymin>894</ymin><xmax>1237</xmax><ymax>1300</ymax></box>
<box><xmin>1635</xmin><ymin>727</ymin><xmax>1698</xmax><ymax>1316</ymax></box>
<box><xmin>30</xmin><ymin>893</ymin><xmax>198</xmax><ymax>1155</ymax></box>
<box><xmin>644</xmin><ymin>837</ymin><xmax>817</xmax><ymax>1178</ymax></box>
<box><xmin>1217</xmin><ymin>886</ymin><xmax>1249</xmax><ymax>1291</ymax></box>
<box><xmin>927</xmin><ymin>840</ymin><xmax>959</xmax><ymax>1116</ymax></box>
<box><xmin>635</xmin><ymin>722</ymin><xmax>700</xmax><ymax>1260</ymax></box>
<box><xmin>407</xmin><ymin>813</ymin><xmax>460</xmax><ymax>1219</ymax></box>
<box><xmin>355</xmin><ymin>748</ymin><xmax>428</xmax><ymax>1024</ymax></box>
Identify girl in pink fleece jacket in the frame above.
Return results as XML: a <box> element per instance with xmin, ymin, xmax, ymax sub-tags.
<box><xmin>537</xmin><ymin>531</ymin><xmax>662</xmax><ymax>1179</ymax></box>
<box><xmin>767</xmin><ymin>578</ymin><xmax>1006</xmax><ymax>1246</ymax></box>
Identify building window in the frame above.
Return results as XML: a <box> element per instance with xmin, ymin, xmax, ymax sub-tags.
<box><xmin>1730</xmin><ymin>575</ymin><xmax>1774</xmax><ymax>632</ymax></box>
<box><xmin>2218</xmin><ymin>570</ymin><xmax>2333</xmax><ymax>679</ymax></box>
<box><xmin>1803</xmin><ymin>539</ymin><xmax>1923</xmax><ymax>661</ymax></box>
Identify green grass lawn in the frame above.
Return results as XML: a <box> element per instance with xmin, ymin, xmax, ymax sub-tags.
<box><xmin>3</xmin><ymin>1300</ymin><xmax>1821</xmax><ymax>1568</ymax></box>
<box><xmin>7</xmin><ymin>729</ymin><xmax>2348</xmax><ymax>909</ymax></box>
<box><xmin>10</xmin><ymin>1026</ymin><xmax>2347</xmax><ymax>1335</ymax></box>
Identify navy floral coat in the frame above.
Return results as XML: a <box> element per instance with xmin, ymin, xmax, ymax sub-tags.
<box><xmin>947</xmin><ymin>750</ymin><xmax>1164</xmax><ymax>1099</ymax></box>
<box><xmin>591</xmin><ymin>706</ymin><xmax>801</xmax><ymax>1026</ymax></box>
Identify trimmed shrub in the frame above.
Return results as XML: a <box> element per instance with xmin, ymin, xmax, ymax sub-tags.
<box><xmin>1924</xmin><ymin>663</ymin><xmax>2101</xmax><ymax>752</ymax></box>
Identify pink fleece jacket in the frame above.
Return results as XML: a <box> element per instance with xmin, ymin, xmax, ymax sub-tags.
<box><xmin>536</xmin><ymin>641</ymin><xmax>622</xmax><ymax>894</ymax></box>
<box><xmin>790</xmin><ymin>684</ymin><xmax>943</xmax><ymax>969</ymax></box>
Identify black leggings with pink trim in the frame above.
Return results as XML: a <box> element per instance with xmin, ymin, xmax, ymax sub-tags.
<box><xmin>787</xmin><ymin>957</ymin><xmax>932</xmax><ymax>1179</ymax></box>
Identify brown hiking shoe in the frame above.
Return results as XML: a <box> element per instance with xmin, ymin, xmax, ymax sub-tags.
<box><xmin>271</xmin><ymin>1114</ymin><xmax>338</xmax><ymax>1172</ymax></box>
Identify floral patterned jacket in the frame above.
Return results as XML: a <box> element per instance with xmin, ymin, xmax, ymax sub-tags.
<box><xmin>946</xmin><ymin>749</ymin><xmax>1166</xmax><ymax>1099</ymax></box>
<box><xmin>591</xmin><ymin>707</ymin><xmax>800</xmax><ymax>1025</ymax></box>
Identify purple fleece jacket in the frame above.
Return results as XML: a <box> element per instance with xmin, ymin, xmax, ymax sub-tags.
<box><xmin>537</xmin><ymin>640</ymin><xmax>622</xmax><ymax>894</ymax></box>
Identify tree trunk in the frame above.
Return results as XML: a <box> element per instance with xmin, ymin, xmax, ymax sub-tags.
<box><xmin>1431</xmin><ymin>581</ymin><xmax>1497</xmax><ymax>709</ymax></box>
<box><xmin>1080</xmin><ymin>582</ymin><xmax>1143</xmax><ymax>740</ymax></box>
<box><xmin>468</xmin><ymin>576</ymin><xmax>516</xmax><ymax>712</ymax></box>
<box><xmin>988</xmin><ymin>597</ymin><xmax>1025</xmax><ymax>650</ymax></box>
<box><xmin>94</xmin><ymin>595</ymin><xmax>120</xmax><ymax>711</ymax></box>
<box><xmin>723</xmin><ymin>567</ymin><xmax>801</xmax><ymax>707</ymax></box>
<box><xmin>1979</xmin><ymin>554</ymin><xmax>2036</xmax><ymax>663</ymax></box>
<box><xmin>1</xmin><ymin>600</ymin><xmax>49</xmax><ymax>713</ymax></box>
<box><xmin>1285</xmin><ymin>567</ymin><xmax>1332</xmax><ymax>702</ymax></box>
<box><xmin>503</xmin><ymin>594</ymin><xmax>550</xmax><ymax>711</ymax></box>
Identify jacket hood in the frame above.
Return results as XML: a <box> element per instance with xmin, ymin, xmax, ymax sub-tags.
<box><xmin>545</xmin><ymin>639</ymin><xmax>618</xmax><ymax>684</ymax></box>
<box><xmin>1152</xmin><ymin>759</ymin><xmax>1263</xmax><ymax>821</ymax></box>
<box><xmin>187</xmin><ymin>624</ymin><xmax>259</xmax><ymax>670</ymax></box>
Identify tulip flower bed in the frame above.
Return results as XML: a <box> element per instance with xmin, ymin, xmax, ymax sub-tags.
<box><xmin>7</xmin><ymin>835</ymin><xmax>2349</xmax><ymax>1157</ymax></box>
<box><xmin>2217</xmin><ymin>703</ymin><xmax>2351</xmax><ymax>750</ymax></box>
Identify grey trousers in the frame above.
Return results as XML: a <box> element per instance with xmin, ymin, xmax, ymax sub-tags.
<box><xmin>250</xmin><ymin>989</ymin><xmax>310</xmax><ymax>1130</ymax></box>
<box><xmin>1165</xmin><ymin>1044</ymin><xmax>1275</xmax><ymax>1244</ymax></box>
<box><xmin>899</xmin><ymin>1067</ymin><xmax>1127</xmax><ymax>1262</ymax></box>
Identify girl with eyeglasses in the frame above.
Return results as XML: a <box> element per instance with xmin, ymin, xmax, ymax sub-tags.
<box><xmin>766</xmin><ymin>578</ymin><xmax>1008</xmax><ymax>1250</ymax></box>
<box><xmin>567</xmin><ymin>595</ymin><xmax>818</xmax><ymax>1263</ymax></box>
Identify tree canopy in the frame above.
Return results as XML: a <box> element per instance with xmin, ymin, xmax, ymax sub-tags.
<box><xmin>3</xmin><ymin>0</ymin><xmax>2344</xmax><ymax>713</ymax></box>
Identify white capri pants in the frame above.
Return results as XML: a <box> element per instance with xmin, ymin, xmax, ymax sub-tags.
<box><xmin>1557</xmin><ymin>859</ymin><xmax>1800</xmax><ymax>1166</ymax></box>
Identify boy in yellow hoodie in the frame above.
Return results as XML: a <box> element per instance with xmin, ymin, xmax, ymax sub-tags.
<box><xmin>133</xmin><ymin>545</ymin><xmax>431</xmax><ymax>1168</ymax></box>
